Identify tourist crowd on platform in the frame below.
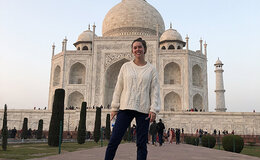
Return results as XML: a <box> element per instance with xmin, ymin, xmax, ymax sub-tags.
<box><xmin>65</xmin><ymin>105</ymin><xmax>112</xmax><ymax>110</ymax></box>
<box><xmin>2</xmin><ymin>127</ymin><xmax>42</xmax><ymax>139</ymax></box>
<box><xmin>33</xmin><ymin>107</ymin><xmax>47</xmax><ymax>110</ymax></box>
<box><xmin>194</xmin><ymin>128</ymin><xmax>235</xmax><ymax>137</ymax></box>
<box><xmin>186</xmin><ymin>108</ymin><xmax>205</xmax><ymax>112</ymax></box>
<box><xmin>2</xmin><ymin>119</ymin><xmax>237</xmax><ymax>143</ymax></box>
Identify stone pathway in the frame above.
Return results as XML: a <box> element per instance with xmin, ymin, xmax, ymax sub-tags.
<box><xmin>31</xmin><ymin>143</ymin><xmax>260</xmax><ymax>160</ymax></box>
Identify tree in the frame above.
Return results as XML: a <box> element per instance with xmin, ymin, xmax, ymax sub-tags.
<box><xmin>123</xmin><ymin>125</ymin><xmax>132</xmax><ymax>141</ymax></box>
<box><xmin>93</xmin><ymin>107</ymin><xmax>101</xmax><ymax>143</ymax></box>
<box><xmin>127</xmin><ymin>125</ymin><xmax>132</xmax><ymax>141</ymax></box>
<box><xmin>123</xmin><ymin>126</ymin><xmax>128</xmax><ymax>141</ymax></box>
<box><xmin>21</xmin><ymin>118</ymin><xmax>28</xmax><ymax>139</ymax></box>
<box><xmin>105</xmin><ymin>114</ymin><xmax>111</xmax><ymax>140</ymax></box>
<box><xmin>1</xmin><ymin>104</ymin><xmax>8</xmax><ymax>151</ymax></box>
<box><xmin>77</xmin><ymin>102</ymin><xmax>87</xmax><ymax>144</ymax></box>
<box><xmin>48</xmin><ymin>89</ymin><xmax>65</xmax><ymax>146</ymax></box>
<box><xmin>37</xmin><ymin>119</ymin><xmax>43</xmax><ymax>139</ymax></box>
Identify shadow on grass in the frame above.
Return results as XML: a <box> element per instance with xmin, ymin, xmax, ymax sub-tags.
<box><xmin>0</xmin><ymin>141</ymin><xmax>109</xmax><ymax>160</ymax></box>
<box><xmin>214</xmin><ymin>145</ymin><xmax>260</xmax><ymax>158</ymax></box>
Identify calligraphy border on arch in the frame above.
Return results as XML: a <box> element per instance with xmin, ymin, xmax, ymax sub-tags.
<box><xmin>104</xmin><ymin>52</ymin><xmax>133</xmax><ymax>71</ymax></box>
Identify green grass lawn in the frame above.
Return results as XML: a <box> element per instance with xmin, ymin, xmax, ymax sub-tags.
<box><xmin>0</xmin><ymin>141</ymin><xmax>108</xmax><ymax>160</ymax></box>
<box><xmin>214</xmin><ymin>144</ymin><xmax>260</xmax><ymax>158</ymax></box>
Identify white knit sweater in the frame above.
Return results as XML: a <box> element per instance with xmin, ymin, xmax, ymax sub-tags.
<box><xmin>111</xmin><ymin>60</ymin><xmax>161</xmax><ymax>114</ymax></box>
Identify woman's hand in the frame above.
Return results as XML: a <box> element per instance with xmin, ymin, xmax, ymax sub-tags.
<box><xmin>148</xmin><ymin>111</ymin><xmax>156</xmax><ymax>122</ymax></box>
<box><xmin>110</xmin><ymin>111</ymin><xmax>118</xmax><ymax>121</ymax></box>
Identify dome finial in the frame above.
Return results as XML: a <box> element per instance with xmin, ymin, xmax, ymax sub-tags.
<box><xmin>88</xmin><ymin>24</ymin><xmax>90</xmax><ymax>30</ymax></box>
<box><xmin>170</xmin><ymin>22</ymin><xmax>172</xmax><ymax>29</ymax></box>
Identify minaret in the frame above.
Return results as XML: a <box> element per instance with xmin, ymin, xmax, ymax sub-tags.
<box><xmin>214</xmin><ymin>58</ymin><xmax>227</xmax><ymax>112</ymax></box>
<box><xmin>64</xmin><ymin>37</ymin><xmax>68</xmax><ymax>51</ymax></box>
<box><xmin>185</xmin><ymin>34</ymin><xmax>189</xmax><ymax>51</ymax></box>
<box><xmin>52</xmin><ymin>43</ymin><xmax>55</xmax><ymax>57</ymax></box>
<box><xmin>62</xmin><ymin>37</ymin><xmax>67</xmax><ymax>52</ymax></box>
<box><xmin>204</xmin><ymin>41</ymin><xmax>207</xmax><ymax>57</ymax></box>
<box><xmin>200</xmin><ymin>38</ymin><xmax>203</xmax><ymax>54</ymax></box>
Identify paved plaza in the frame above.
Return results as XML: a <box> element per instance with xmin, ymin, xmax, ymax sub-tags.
<box><xmin>31</xmin><ymin>143</ymin><xmax>260</xmax><ymax>160</ymax></box>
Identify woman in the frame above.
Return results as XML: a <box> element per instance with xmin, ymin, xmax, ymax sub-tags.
<box><xmin>105</xmin><ymin>38</ymin><xmax>161</xmax><ymax>160</ymax></box>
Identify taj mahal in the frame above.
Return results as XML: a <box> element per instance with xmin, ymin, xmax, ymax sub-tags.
<box><xmin>1</xmin><ymin>0</ymin><xmax>259</xmax><ymax>135</ymax></box>
<box><xmin>48</xmin><ymin>0</ymin><xmax>209</xmax><ymax>113</ymax></box>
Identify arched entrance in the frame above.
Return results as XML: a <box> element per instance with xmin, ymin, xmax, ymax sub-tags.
<box><xmin>164</xmin><ymin>62</ymin><xmax>181</xmax><ymax>85</ymax></box>
<box><xmin>193</xmin><ymin>93</ymin><xmax>203</xmax><ymax>111</ymax></box>
<box><xmin>53</xmin><ymin>65</ymin><xmax>61</xmax><ymax>86</ymax></box>
<box><xmin>69</xmin><ymin>62</ymin><xmax>86</xmax><ymax>84</ymax></box>
<box><xmin>68</xmin><ymin>91</ymin><xmax>84</xmax><ymax>109</ymax></box>
<box><xmin>192</xmin><ymin>64</ymin><xmax>202</xmax><ymax>87</ymax></box>
<box><xmin>164</xmin><ymin>91</ymin><xmax>181</xmax><ymax>111</ymax></box>
<box><xmin>104</xmin><ymin>59</ymin><xmax>129</xmax><ymax>107</ymax></box>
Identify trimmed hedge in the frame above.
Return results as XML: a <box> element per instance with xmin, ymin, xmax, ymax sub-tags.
<box><xmin>2</xmin><ymin>104</ymin><xmax>8</xmax><ymax>151</ymax></box>
<box><xmin>21</xmin><ymin>118</ymin><xmax>28</xmax><ymax>139</ymax></box>
<box><xmin>222</xmin><ymin>135</ymin><xmax>244</xmax><ymax>153</ymax></box>
<box><xmin>77</xmin><ymin>102</ymin><xmax>87</xmax><ymax>144</ymax></box>
<box><xmin>201</xmin><ymin>135</ymin><xmax>216</xmax><ymax>148</ymax></box>
<box><xmin>94</xmin><ymin>107</ymin><xmax>101</xmax><ymax>143</ymax></box>
<box><xmin>48</xmin><ymin>89</ymin><xmax>65</xmax><ymax>146</ymax></box>
<box><xmin>105</xmin><ymin>114</ymin><xmax>111</xmax><ymax>140</ymax></box>
<box><xmin>37</xmin><ymin>119</ymin><xmax>43</xmax><ymax>139</ymax></box>
<box><xmin>185</xmin><ymin>136</ymin><xmax>199</xmax><ymax>146</ymax></box>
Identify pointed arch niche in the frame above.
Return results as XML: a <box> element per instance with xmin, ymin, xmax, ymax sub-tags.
<box><xmin>164</xmin><ymin>62</ymin><xmax>181</xmax><ymax>85</ymax></box>
<box><xmin>53</xmin><ymin>65</ymin><xmax>61</xmax><ymax>86</ymax></box>
<box><xmin>104</xmin><ymin>59</ymin><xmax>129</xmax><ymax>107</ymax></box>
<box><xmin>193</xmin><ymin>93</ymin><xmax>203</xmax><ymax>111</ymax></box>
<box><xmin>192</xmin><ymin>64</ymin><xmax>203</xmax><ymax>87</ymax></box>
<box><xmin>69</xmin><ymin>62</ymin><xmax>86</xmax><ymax>84</ymax></box>
<box><xmin>164</xmin><ymin>91</ymin><xmax>181</xmax><ymax>111</ymax></box>
<box><xmin>68</xmin><ymin>91</ymin><xmax>84</xmax><ymax>109</ymax></box>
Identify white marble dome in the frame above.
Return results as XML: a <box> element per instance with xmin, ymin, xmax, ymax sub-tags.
<box><xmin>76</xmin><ymin>29</ymin><xmax>94</xmax><ymax>42</ymax></box>
<box><xmin>160</xmin><ymin>28</ymin><xmax>183</xmax><ymax>42</ymax></box>
<box><xmin>215</xmin><ymin>58</ymin><xmax>223</xmax><ymax>65</ymax></box>
<box><xmin>102</xmin><ymin>0</ymin><xmax>165</xmax><ymax>37</ymax></box>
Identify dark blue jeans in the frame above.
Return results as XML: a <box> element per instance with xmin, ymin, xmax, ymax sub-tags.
<box><xmin>158</xmin><ymin>133</ymin><xmax>163</xmax><ymax>146</ymax></box>
<box><xmin>151</xmin><ymin>134</ymin><xmax>156</xmax><ymax>145</ymax></box>
<box><xmin>105</xmin><ymin>110</ymin><xmax>149</xmax><ymax>160</ymax></box>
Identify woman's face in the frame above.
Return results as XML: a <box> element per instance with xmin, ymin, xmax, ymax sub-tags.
<box><xmin>132</xmin><ymin>41</ymin><xmax>145</xmax><ymax>59</ymax></box>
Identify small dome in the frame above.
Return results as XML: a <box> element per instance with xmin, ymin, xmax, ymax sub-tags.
<box><xmin>102</xmin><ymin>0</ymin><xmax>165</xmax><ymax>37</ymax></box>
<box><xmin>74</xmin><ymin>27</ymin><xmax>97</xmax><ymax>47</ymax></box>
<box><xmin>215</xmin><ymin>58</ymin><xmax>223</xmax><ymax>65</ymax></box>
<box><xmin>76</xmin><ymin>29</ymin><xmax>94</xmax><ymax>42</ymax></box>
<box><xmin>160</xmin><ymin>28</ymin><xmax>183</xmax><ymax>42</ymax></box>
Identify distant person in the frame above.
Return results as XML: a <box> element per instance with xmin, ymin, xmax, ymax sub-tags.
<box><xmin>157</xmin><ymin>119</ymin><xmax>165</xmax><ymax>146</ymax></box>
<box><xmin>149</xmin><ymin>120</ymin><xmax>158</xmax><ymax>146</ymax></box>
<box><xmin>11</xmin><ymin>127</ymin><xmax>17</xmax><ymax>138</ymax></box>
<box><xmin>169</xmin><ymin>128</ymin><xmax>174</xmax><ymax>144</ymax></box>
<box><xmin>176</xmin><ymin>128</ymin><xmax>180</xmax><ymax>144</ymax></box>
<box><xmin>214</xmin><ymin>129</ymin><xmax>217</xmax><ymax>135</ymax></box>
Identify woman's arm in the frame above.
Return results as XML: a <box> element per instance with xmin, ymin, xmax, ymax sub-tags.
<box><xmin>149</xmin><ymin>68</ymin><xmax>161</xmax><ymax>115</ymax></box>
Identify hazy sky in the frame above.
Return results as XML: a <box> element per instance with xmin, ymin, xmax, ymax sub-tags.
<box><xmin>0</xmin><ymin>0</ymin><xmax>260</xmax><ymax>112</ymax></box>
